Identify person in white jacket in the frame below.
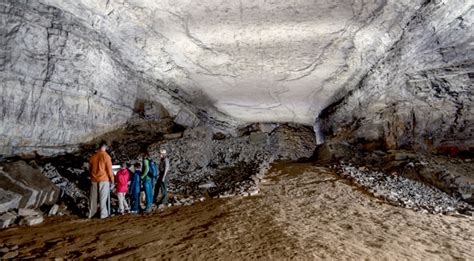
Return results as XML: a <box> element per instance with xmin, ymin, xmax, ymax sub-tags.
<box><xmin>153</xmin><ymin>149</ymin><xmax>170</xmax><ymax>207</ymax></box>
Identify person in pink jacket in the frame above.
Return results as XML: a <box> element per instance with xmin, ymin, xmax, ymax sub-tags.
<box><xmin>116</xmin><ymin>162</ymin><xmax>130</xmax><ymax>214</ymax></box>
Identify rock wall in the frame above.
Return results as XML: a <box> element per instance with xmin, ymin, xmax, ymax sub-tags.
<box><xmin>1</xmin><ymin>0</ymin><xmax>472</xmax><ymax>157</ymax></box>
<box><xmin>319</xmin><ymin>0</ymin><xmax>474</xmax><ymax>153</ymax></box>
<box><xmin>0</xmin><ymin>0</ymin><xmax>188</xmax><ymax>156</ymax></box>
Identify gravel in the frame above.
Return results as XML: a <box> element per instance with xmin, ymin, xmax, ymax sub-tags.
<box><xmin>337</xmin><ymin>163</ymin><xmax>472</xmax><ymax>214</ymax></box>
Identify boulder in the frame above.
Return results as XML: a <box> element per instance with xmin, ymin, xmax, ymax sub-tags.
<box><xmin>143</xmin><ymin>101</ymin><xmax>169</xmax><ymax>120</ymax></box>
<box><xmin>18</xmin><ymin>208</ymin><xmax>42</xmax><ymax>217</ymax></box>
<box><xmin>0</xmin><ymin>161</ymin><xmax>59</xmax><ymax>211</ymax></box>
<box><xmin>0</xmin><ymin>188</ymin><xmax>21</xmax><ymax>214</ymax></box>
<box><xmin>19</xmin><ymin>215</ymin><xmax>44</xmax><ymax>226</ymax></box>
<box><xmin>174</xmin><ymin>108</ymin><xmax>200</xmax><ymax>128</ymax></box>
<box><xmin>391</xmin><ymin>151</ymin><xmax>416</xmax><ymax>161</ymax></box>
<box><xmin>198</xmin><ymin>182</ymin><xmax>216</xmax><ymax>189</ymax></box>
<box><xmin>0</xmin><ymin>212</ymin><xmax>17</xmax><ymax>229</ymax></box>
<box><xmin>163</xmin><ymin>132</ymin><xmax>183</xmax><ymax>140</ymax></box>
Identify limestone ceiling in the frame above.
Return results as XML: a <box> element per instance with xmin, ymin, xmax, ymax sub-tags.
<box><xmin>41</xmin><ymin>0</ymin><xmax>424</xmax><ymax>125</ymax></box>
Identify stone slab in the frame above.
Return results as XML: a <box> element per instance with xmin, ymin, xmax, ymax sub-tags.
<box><xmin>0</xmin><ymin>161</ymin><xmax>59</xmax><ymax>210</ymax></box>
<box><xmin>18</xmin><ymin>208</ymin><xmax>42</xmax><ymax>217</ymax></box>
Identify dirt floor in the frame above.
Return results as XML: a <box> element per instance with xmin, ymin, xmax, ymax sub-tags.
<box><xmin>0</xmin><ymin>162</ymin><xmax>473</xmax><ymax>259</ymax></box>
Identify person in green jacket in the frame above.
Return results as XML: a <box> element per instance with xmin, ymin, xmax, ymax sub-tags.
<box><xmin>141</xmin><ymin>152</ymin><xmax>153</xmax><ymax>213</ymax></box>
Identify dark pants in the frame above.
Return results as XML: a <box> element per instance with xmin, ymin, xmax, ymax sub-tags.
<box><xmin>131</xmin><ymin>191</ymin><xmax>140</xmax><ymax>211</ymax></box>
<box><xmin>153</xmin><ymin>179</ymin><xmax>169</xmax><ymax>205</ymax></box>
<box><xmin>143</xmin><ymin>178</ymin><xmax>153</xmax><ymax>211</ymax></box>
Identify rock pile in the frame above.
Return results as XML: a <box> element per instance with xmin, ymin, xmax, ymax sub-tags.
<box><xmin>316</xmin><ymin>144</ymin><xmax>474</xmax><ymax>206</ymax></box>
<box><xmin>0</xmin><ymin>204</ymin><xmax>63</xmax><ymax>229</ymax></box>
<box><xmin>0</xmin><ymin>244</ymin><xmax>19</xmax><ymax>259</ymax></box>
<box><xmin>150</xmin><ymin>127</ymin><xmax>273</xmax><ymax>197</ymax></box>
<box><xmin>41</xmin><ymin>164</ymin><xmax>89</xmax><ymax>215</ymax></box>
<box><xmin>0</xmin><ymin>122</ymin><xmax>317</xmax><ymax>220</ymax></box>
<box><xmin>149</xmin><ymin>124</ymin><xmax>315</xmax><ymax>198</ymax></box>
<box><xmin>337</xmin><ymin>163</ymin><xmax>472</xmax><ymax>215</ymax></box>
<box><xmin>269</xmin><ymin>125</ymin><xmax>316</xmax><ymax>161</ymax></box>
<box><xmin>0</xmin><ymin>161</ymin><xmax>63</xmax><ymax>228</ymax></box>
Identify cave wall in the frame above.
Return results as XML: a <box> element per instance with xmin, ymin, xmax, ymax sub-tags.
<box><xmin>319</xmin><ymin>0</ymin><xmax>474</xmax><ymax>154</ymax></box>
<box><xmin>0</xmin><ymin>0</ymin><xmax>472</xmax><ymax>157</ymax></box>
<box><xmin>34</xmin><ymin>0</ymin><xmax>428</xmax><ymax>125</ymax></box>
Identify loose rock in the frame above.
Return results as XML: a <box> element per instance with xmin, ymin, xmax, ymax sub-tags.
<box><xmin>19</xmin><ymin>215</ymin><xmax>44</xmax><ymax>226</ymax></box>
<box><xmin>338</xmin><ymin>163</ymin><xmax>472</xmax><ymax>214</ymax></box>
<box><xmin>0</xmin><ymin>212</ymin><xmax>17</xmax><ymax>229</ymax></box>
<box><xmin>2</xmin><ymin>250</ymin><xmax>19</xmax><ymax>259</ymax></box>
<box><xmin>48</xmin><ymin>204</ymin><xmax>59</xmax><ymax>216</ymax></box>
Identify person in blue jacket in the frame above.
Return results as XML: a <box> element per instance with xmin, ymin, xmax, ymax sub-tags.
<box><xmin>129</xmin><ymin>162</ymin><xmax>142</xmax><ymax>214</ymax></box>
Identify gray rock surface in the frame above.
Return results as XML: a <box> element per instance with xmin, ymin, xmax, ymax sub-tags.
<box><xmin>319</xmin><ymin>1</ymin><xmax>473</xmax><ymax>153</ymax></box>
<box><xmin>4</xmin><ymin>0</ymin><xmax>471</xmax><ymax>156</ymax></box>
<box><xmin>0</xmin><ymin>161</ymin><xmax>59</xmax><ymax>211</ymax></box>
<box><xmin>0</xmin><ymin>0</ymin><xmax>189</xmax><ymax>156</ymax></box>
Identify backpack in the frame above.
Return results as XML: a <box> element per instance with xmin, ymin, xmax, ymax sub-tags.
<box><xmin>148</xmin><ymin>159</ymin><xmax>158</xmax><ymax>178</ymax></box>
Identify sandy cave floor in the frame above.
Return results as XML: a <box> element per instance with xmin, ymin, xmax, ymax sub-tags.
<box><xmin>0</xmin><ymin>162</ymin><xmax>473</xmax><ymax>259</ymax></box>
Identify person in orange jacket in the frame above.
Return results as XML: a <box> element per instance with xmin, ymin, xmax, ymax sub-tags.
<box><xmin>88</xmin><ymin>142</ymin><xmax>114</xmax><ymax>219</ymax></box>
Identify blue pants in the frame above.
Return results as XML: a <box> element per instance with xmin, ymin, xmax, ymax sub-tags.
<box><xmin>143</xmin><ymin>178</ymin><xmax>153</xmax><ymax>211</ymax></box>
<box><xmin>129</xmin><ymin>173</ymin><xmax>141</xmax><ymax>212</ymax></box>
<box><xmin>131</xmin><ymin>191</ymin><xmax>140</xmax><ymax>211</ymax></box>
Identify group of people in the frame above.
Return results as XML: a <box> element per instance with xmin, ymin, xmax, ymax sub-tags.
<box><xmin>87</xmin><ymin>142</ymin><xmax>170</xmax><ymax>219</ymax></box>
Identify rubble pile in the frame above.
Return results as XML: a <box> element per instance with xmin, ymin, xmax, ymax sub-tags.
<box><xmin>151</xmin><ymin>124</ymin><xmax>314</xmax><ymax>198</ymax></box>
<box><xmin>338</xmin><ymin>163</ymin><xmax>472</xmax><ymax>215</ymax></box>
